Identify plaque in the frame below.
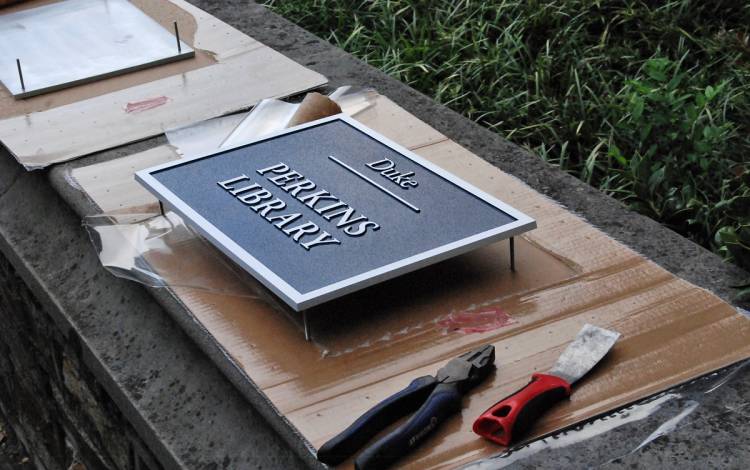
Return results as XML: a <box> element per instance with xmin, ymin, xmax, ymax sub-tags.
<box><xmin>136</xmin><ymin>115</ymin><xmax>536</xmax><ymax>310</ymax></box>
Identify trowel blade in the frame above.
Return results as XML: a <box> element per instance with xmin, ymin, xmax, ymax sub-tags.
<box><xmin>549</xmin><ymin>324</ymin><xmax>620</xmax><ymax>385</ymax></box>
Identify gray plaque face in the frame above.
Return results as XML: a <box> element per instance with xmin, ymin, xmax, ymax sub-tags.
<box><xmin>0</xmin><ymin>0</ymin><xmax>194</xmax><ymax>98</ymax></box>
<box><xmin>136</xmin><ymin>115</ymin><xmax>536</xmax><ymax>311</ymax></box>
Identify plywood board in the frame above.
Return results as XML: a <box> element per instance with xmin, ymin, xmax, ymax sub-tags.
<box><xmin>0</xmin><ymin>0</ymin><xmax>326</xmax><ymax>168</ymax></box>
<box><xmin>70</xmin><ymin>94</ymin><xmax>750</xmax><ymax>469</ymax></box>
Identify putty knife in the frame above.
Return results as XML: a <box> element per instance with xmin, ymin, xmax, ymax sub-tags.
<box><xmin>473</xmin><ymin>324</ymin><xmax>620</xmax><ymax>445</ymax></box>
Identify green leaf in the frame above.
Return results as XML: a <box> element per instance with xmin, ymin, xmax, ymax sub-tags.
<box><xmin>716</xmin><ymin>226</ymin><xmax>738</xmax><ymax>244</ymax></box>
<box><xmin>736</xmin><ymin>286</ymin><xmax>750</xmax><ymax>302</ymax></box>
<box><xmin>631</xmin><ymin>96</ymin><xmax>645</xmax><ymax>121</ymax></box>
<box><xmin>645</xmin><ymin>58</ymin><xmax>670</xmax><ymax>82</ymax></box>
<box><xmin>704</xmin><ymin>81</ymin><xmax>727</xmax><ymax>101</ymax></box>
<box><xmin>608</xmin><ymin>144</ymin><xmax>628</xmax><ymax>166</ymax></box>
<box><xmin>648</xmin><ymin>167</ymin><xmax>666</xmax><ymax>193</ymax></box>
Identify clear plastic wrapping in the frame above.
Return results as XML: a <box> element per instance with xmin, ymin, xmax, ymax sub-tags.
<box><xmin>463</xmin><ymin>359</ymin><xmax>750</xmax><ymax>469</ymax></box>
<box><xmin>84</xmin><ymin>211</ymin><xmax>263</xmax><ymax>297</ymax></box>
<box><xmin>165</xmin><ymin>85</ymin><xmax>378</xmax><ymax>157</ymax></box>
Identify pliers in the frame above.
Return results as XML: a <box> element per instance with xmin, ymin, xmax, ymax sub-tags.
<box><xmin>317</xmin><ymin>344</ymin><xmax>495</xmax><ymax>470</ymax></box>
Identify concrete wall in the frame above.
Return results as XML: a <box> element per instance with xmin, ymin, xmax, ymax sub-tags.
<box><xmin>0</xmin><ymin>254</ymin><xmax>161</xmax><ymax>470</ymax></box>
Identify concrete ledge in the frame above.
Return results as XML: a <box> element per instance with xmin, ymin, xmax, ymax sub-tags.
<box><xmin>0</xmin><ymin>1</ymin><xmax>747</xmax><ymax>469</ymax></box>
<box><xmin>0</xmin><ymin>155</ymin><xmax>305</xmax><ymax>469</ymax></box>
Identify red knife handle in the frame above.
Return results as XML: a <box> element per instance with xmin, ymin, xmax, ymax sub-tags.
<box><xmin>473</xmin><ymin>373</ymin><xmax>571</xmax><ymax>446</ymax></box>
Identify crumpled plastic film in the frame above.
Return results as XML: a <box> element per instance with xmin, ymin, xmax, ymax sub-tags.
<box><xmin>84</xmin><ymin>211</ymin><xmax>266</xmax><ymax>298</ymax></box>
<box><xmin>164</xmin><ymin>112</ymin><xmax>247</xmax><ymax>158</ymax></box>
<box><xmin>461</xmin><ymin>358</ymin><xmax>750</xmax><ymax>469</ymax></box>
<box><xmin>165</xmin><ymin>85</ymin><xmax>378</xmax><ymax>157</ymax></box>
<box><xmin>222</xmin><ymin>85</ymin><xmax>377</xmax><ymax>147</ymax></box>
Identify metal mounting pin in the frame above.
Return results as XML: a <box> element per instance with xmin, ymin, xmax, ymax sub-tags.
<box><xmin>16</xmin><ymin>58</ymin><xmax>25</xmax><ymax>92</ymax></box>
<box><xmin>510</xmin><ymin>236</ymin><xmax>516</xmax><ymax>272</ymax></box>
<box><xmin>303</xmin><ymin>310</ymin><xmax>311</xmax><ymax>341</ymax></box>
<box><xmin>173</xmin><ymin>21</ymin><xmax>181</xmax><ymax>53</ymax></box>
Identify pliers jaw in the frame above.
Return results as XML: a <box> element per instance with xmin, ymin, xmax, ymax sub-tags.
<box><xmin>436</xmin><ymin>344</ymin><xmax>496</xmax><ymax>393</ymax></box>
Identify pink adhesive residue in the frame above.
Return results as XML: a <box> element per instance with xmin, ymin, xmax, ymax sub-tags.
<box><xmin>437</xmin><ymin>307</ymin><xmax>514</xmax><ymax>334</ymax></box>
<box><xmin>124</xmin><ymin>96</ymin><xmax>170</xmax><ymax>113</ymax></box>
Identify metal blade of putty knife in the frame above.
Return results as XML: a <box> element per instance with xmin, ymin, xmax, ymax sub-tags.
<box><xmin>548</xmin><ymin>324</ymin><xmax>621</xmax><ymax>385</ymax></box>
<box><xmin>473</xmin><ymin>323</ymin><xmax>620</xmax><ymax>446</ymax></box>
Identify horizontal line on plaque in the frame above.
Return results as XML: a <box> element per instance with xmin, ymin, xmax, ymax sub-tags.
<box><xmin>328</xmin><ymin>155</ymin><xmax>421</xmax><ymax>213</ymax></box>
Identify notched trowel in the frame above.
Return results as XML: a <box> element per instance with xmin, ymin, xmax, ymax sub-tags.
<box><xmin>473</xmin><ymin>324</ymin><xmax>620</xmax><ymax>446</ymax></box>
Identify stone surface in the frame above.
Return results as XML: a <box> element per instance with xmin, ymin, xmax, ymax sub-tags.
<box><xmin>0</xmin><ymin>411</ymin><xmax>31</xmax><ymax>470</ymax></box>
<box><xmin>0</xmin><ymin>253</ymin><xmax>160</xmax><ymax>470</ymax></box>
<box><xmin>0</xmin><ymin>154</ymin><xmax>305</xmax><ymax>469</ymax></box>
<box><xmin>0</xmin><ymin>1</ymin><xmax>747</xmax><ymax>470</ymax></box>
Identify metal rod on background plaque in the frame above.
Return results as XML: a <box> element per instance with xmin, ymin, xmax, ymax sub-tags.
<box><xmin>173</xmin><ymin>21</ymin><xmax>182</xmax><ymax>53</ymax></box>
<box><xmin>303</xmin><ymin>310</ymin><xmax>311</xmax><ymax>341</ymax></box>
<box><xmin>510</xmin><ymin>237</ymin><xmax>515</xmax><ymax>272</ymax></box>
<box><xmin>16</xmin><ymin>58</ymin><xmax>25</xmax><ymax>92</ymax></box>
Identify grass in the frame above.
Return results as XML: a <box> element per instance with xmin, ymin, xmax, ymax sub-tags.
<box><xmin>264</xmin><ymin>0</ymin><xmax>750</xmax><ymax>294</ymax></box>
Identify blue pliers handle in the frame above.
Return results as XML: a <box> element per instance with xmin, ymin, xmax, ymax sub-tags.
<box><xmin>316</xmin><ymin>344</ymin><xmax>495</xmax><ymax>469</ymax></box>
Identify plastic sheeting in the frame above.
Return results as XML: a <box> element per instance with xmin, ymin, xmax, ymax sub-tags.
<box><xmin>165</xmin><ymin>86</ymin><xmax>377</xmax><ymax>157</ymax></box>
<box><xmin>463</xmin><ymin>359</ymin><xmax>750</xmax><ymax>469</ymax></box>
<box><xmin>84</xmin><ymin>211</ymin><xmax>262</xmax><ymax>297</ymax></box>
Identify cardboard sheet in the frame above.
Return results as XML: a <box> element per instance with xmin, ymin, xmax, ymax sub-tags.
<box><xmin>0</xmin><ymin>0</ymin><xmax>327</xmax><ymax>168</ymax></box>
<box><xmin>69</xmin><ymin>94</ymin><xmax>750</xmax><ymax>469</ymax></box>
